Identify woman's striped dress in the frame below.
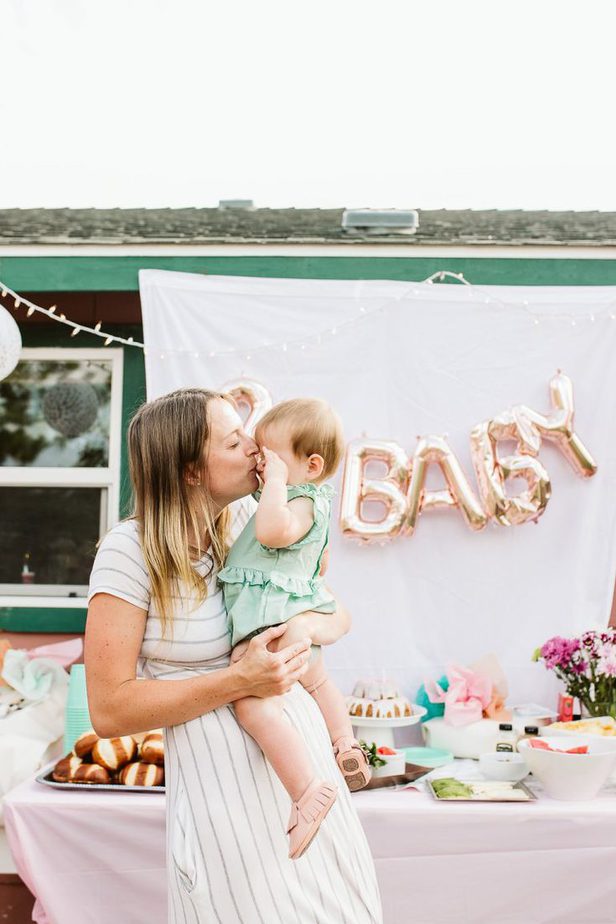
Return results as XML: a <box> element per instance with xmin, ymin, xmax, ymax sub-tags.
<box><xmin>87</xmin><ymin>509</ymin><xmax>383</xmax><ymax>924</ymax></box>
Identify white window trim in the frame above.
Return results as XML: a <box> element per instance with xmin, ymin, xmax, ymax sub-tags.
<box><xmin>0</xmin><ymin>346</ymin><xmax>124</xmax><ymax>608</ymax></box>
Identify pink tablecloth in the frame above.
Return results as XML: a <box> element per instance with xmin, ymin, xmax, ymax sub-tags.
<box><xmin>4</xmin><ymin>767</ymin><xmax>616</xmax><ymax>924</ymax></box>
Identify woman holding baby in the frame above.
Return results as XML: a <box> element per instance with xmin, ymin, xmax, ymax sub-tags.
<box><xmin>84</xmin><ymin>387</ymin><xmax>382</xmax><ymax>923</ymax></box>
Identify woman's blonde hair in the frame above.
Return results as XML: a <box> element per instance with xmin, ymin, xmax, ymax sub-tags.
<box><xmin>256</xmin><ymin>398</ymin><xmax>345</xmax><ymax>479</ymax></box>
<box><xmin>127</xmin><ymin>387</ymin><xmax>231</xmax><ymax>638</ymax></box>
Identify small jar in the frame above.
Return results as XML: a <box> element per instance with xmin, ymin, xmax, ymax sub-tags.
<box><xmin>515</xmin><ymin>725</ymin><xmax>539</xmax><ymax>750</ymax></box>
<box><xmin>495</xmin><ymin>722</ymin><xmax>517</xmax><ymax>753</ymax></box>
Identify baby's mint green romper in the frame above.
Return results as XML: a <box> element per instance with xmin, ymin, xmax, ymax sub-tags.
<box><xmin>218</xmin><ymin>483</ymin><xmax>336</xmax><ymax>648</ymax></box>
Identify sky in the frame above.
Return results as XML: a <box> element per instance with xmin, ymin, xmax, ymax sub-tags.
<box><xmin>1</xmin><ymin>0</ymin><xmax>616</xmax><ymax>211</ymax></box>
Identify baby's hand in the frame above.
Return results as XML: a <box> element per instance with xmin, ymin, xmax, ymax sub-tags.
<box><xmin>260</xmin><ymin>446</ymin><xmax>288</xmax><ymax>485</ymax></box>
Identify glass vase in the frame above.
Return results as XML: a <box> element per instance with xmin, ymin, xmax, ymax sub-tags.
<box><xmin>580</xmin><ymin>699</ymin><xmax>616</xmax><ymax>720</ymax></box>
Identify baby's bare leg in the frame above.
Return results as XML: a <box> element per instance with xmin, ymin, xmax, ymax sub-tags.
<box><xmin>303</xmin><ymin>652</ymin><xmax>355</xmax><ymax>745</ymax></box>
<box><xmin>279</xmin><ymin>617</ymin><xmax>356</xmax><ymax>746</ymax></box>
<box><xmin>231</xmin><ymin>638</ymin><xmax>317</xmax><ymax>801</ymax></box>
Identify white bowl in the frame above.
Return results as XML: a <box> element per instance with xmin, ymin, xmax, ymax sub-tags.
<box><xmin>542</xmin><ymin>717</ymin><xmax>616</xmax><ymax>752</ymax></box>
<box><xmin>370</xmin><ymin>748</ymin><xmax>406</xmax><ymax>778</ymax></box>
<box><xmin>478</xmin><ymin>751</ymin><xmax>529</xmax><ymax>782</ymax></box>
<box><xmin>518</xmin><ymin>735</ymin><xmax>616</xmax><ymax>800</ymax></box>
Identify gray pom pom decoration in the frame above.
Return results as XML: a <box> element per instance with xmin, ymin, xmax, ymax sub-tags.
<box><xmin>43</xmin><ymin>382</ymin><xmax>99</xmax><ymax>437</ymax></box>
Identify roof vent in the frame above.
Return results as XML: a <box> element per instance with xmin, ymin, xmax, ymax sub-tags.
<box><xmin>341</xmin><ymin>208</ymin><xmax>419</xmax><ymax>235</ymax></box>
<box><xmin>218</xmin><ymin>199</ymin><xmax>255</xmax><ymax>210</ymax></box>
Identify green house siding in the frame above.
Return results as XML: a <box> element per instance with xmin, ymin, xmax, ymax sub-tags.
<box><xmin>3</xmin><ymin>252</ymin><xmax>616</xmax><ymax>633</ymax></box>
<box><xmin>3</xmin><ymin>255</ymin><xmax>616</xmax><ymax>291</ymax></box>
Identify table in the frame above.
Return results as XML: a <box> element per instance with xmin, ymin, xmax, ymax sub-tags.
<box><xmin>5</xmin><ymin>765</ymin><xmax>616</xmax><ymax>924</ymax></box>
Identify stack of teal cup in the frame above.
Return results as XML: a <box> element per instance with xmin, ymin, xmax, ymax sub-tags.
<box><xmin>64</xmin><ymin>664</ymin><xmax>93</xmax><ymax>754</ymax></box>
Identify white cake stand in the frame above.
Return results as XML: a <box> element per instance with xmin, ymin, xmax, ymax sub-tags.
<box><xmin>351</xmin><ymin>705</ymin><xmax>427</xmax><ymax>750</ymax></box>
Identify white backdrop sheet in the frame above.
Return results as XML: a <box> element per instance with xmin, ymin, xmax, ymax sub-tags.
<box><xmin>139</xmin><ymin>269</ymin><xmax>616</xmax><ymax>706</ymax></box>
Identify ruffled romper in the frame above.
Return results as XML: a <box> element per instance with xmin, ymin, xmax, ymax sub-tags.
<box><xmin>218</xmin><ymin>483</ymin><xmax>336</xmax><ymax>648</ymax></box>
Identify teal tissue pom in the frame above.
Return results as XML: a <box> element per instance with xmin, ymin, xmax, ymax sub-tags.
<box><xmin>415</xmin><ymin>676</ymin><xmax>449</xmax><ymax>721</ymax></box>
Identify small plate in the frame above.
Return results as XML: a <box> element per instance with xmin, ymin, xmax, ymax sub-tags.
<box><xmin>403</xmin><ymin>746</ymin><xmax>454</xmax><ymax>769</ymax></box>
<box><xmin>36</xmin><ymin>768</ymin><xmax>165</xmax><ymax>794</ymax></box>
<box><xmin>427</xmin><ymin>779</ymin><xmax>536</xmax><ymax>802</ymax></box>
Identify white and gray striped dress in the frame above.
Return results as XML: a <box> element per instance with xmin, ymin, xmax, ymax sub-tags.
<box><xmin>87</xmin><ymin>506</ymin><xmax>383</xmax><ymax>924</ymax></box>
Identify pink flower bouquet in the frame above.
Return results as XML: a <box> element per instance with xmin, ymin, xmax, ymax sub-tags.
<box><xmin>533</xmin><ymin>629</ymin><xmax>616</xmax><ymax>719</ymax></box>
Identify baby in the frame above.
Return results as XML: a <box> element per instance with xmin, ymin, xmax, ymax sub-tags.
<box><xmin>218</xmin><ymin>398</ymin><xmax>371</xmax><ymax>860</ymax></box>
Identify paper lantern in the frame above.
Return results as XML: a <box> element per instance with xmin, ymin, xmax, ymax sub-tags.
<box><xmin>43</xmin><ymin>382</ymin><xmax>99</xmax><ymax>437</ymax></box>
<box><xmin>0</xmin><ymin>304</ymin><xmax>22</xmax><ymax>382</ymax></box>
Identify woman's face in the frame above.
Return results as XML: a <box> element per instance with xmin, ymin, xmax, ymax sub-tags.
<box><xmin>205</xmin><ymin>398</ymin><xmax>259</xmax><ymax>509</ymax></box>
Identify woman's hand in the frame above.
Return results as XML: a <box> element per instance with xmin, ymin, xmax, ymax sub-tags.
<box><xmin>259</xmin><ymin>446</ymin><xmax>288</xmax><ymax>485</ymax></box>
<box><xmin>232</xmin><ymin>624</ymin><xmax>312</xmax><ymax>697</ymax></box>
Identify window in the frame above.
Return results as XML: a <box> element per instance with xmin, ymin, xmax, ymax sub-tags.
<box><xmin>0</xmin><ymin>348</ymin><xmax>123</xmax><ymax>605</ymax></box>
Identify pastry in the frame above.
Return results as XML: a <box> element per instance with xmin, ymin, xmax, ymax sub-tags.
<box><xmin>74</xmin><ymin>730</ymin><xmax>99</xmax><ymax>759</ymax></box>
<box><xmin>140</xmin><ymin>732</ymin><xmax>164</xmax><ymax>765</ymax></box>
<box><xmin>71</xmin><ymin>763</ymin><xmax>111</xmax><ymax>784</ymax></box>
<box><xmin>52</xmin><ymin>755</ymin><xmax>82</xmax><ymax>782</ymax></box>
<box><xmin>91</xmin><ymin>735</ymin><xmax>137</xmax><ymax>771</ymax></box>
<box><xmin>119</xmin><ymin>761</ymin><xmax>164</xmax><ymax>787</ymax></box>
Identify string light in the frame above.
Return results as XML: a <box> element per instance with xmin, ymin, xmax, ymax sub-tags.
<box><xmin>2</xmin><ymin>271</ymin><xmax>616</xmax><ymax>360</ymax></box>
<box><xmin>0</xmin><ymin>281</ymin><xmax>144</xmax><ymax>348</ymax></box>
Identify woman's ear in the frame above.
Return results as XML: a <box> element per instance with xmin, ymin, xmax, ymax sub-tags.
<box><xmin>184</xmin><ymin>464</ymin><xmax>202</xmax><ymax>487</ymax></box>
<box><xmin>307</xmin><ymin>454</ymin><xmax>325</xmax><ymax>480</ymax></box>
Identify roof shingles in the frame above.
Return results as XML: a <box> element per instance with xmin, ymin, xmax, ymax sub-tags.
<box><xmin>0</xmin><ymin>208</ymin><xmax>615</xmax><ymax>245</ymax></box>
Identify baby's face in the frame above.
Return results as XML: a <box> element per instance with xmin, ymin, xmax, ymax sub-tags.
<box><xmin>256</xmin><ymin>424</ymin><xmax>308</xmax><ymax>484</ymax></box>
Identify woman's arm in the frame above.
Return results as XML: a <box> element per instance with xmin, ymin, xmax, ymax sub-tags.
<box><xmin>84</xmin><ymin>593</ymin><xmax>312</xmax><ymax>738</ymax></box>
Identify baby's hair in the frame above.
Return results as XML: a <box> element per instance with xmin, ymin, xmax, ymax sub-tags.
<box><xmin>256</xmin><ymin>398</ymin><xmax>345</xmax><ymax>480</ymax></box>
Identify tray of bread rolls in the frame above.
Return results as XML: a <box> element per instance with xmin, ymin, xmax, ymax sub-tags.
<box><xmin>37</xmin><ymin>729</ymin><xmax>165</xmax><ymax>792</ymax></box>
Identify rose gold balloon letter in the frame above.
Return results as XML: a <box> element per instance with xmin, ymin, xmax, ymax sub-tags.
<box><xmin>339</xmin><ymin>439</ymin><xmax>409</xmax><ymax>542</ymax></box>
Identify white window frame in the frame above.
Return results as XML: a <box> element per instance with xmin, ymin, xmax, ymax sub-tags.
<box><xmin>0</xmin><ymin>346</ymin><xmax>124</xmax><ymax>608</ymax></box>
